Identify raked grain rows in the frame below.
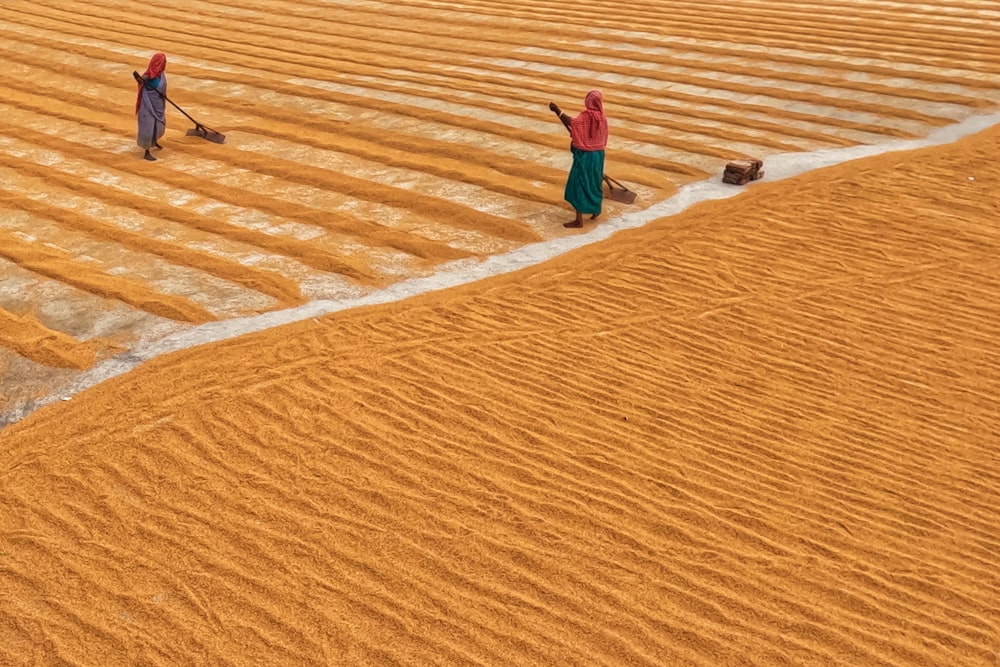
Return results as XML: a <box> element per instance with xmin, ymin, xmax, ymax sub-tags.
<box><xmin>1</xmin><ymin>0</ymin><xmax>1000</xmax><ymax>418</ymax></box>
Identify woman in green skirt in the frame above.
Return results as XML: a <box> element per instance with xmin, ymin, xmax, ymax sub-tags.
<box><xmin>549</xmin><ymin>90</ymin><xmax>609</xmax><ymax>228</ymax></box>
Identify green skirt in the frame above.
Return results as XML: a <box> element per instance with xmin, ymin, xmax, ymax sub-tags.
<box><xmin>564</xmin><ymin>147</ymin><xmax>605</xmax><ymax>215</ymax></box>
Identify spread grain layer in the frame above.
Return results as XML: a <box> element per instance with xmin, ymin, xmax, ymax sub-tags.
<box><xmin>1</xmin><ymin>0</ymin><xmax>999</xmax><ymax>664</ymax></box>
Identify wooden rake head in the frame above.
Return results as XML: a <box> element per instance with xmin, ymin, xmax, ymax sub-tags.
<box><xmin>604</xmin><ymin>175</ymin><xmax>637</xmax><ymax>204</ymax></box>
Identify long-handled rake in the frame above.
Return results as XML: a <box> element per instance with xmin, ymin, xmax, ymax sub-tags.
<box><xmin>603</xmin><ymin>175</ymin><xmax>637</xmax><ymax>204</ymax></box>
<box><xmin>132</xmin><ymin>71</ymin><xmax>226</xmax><ymax>144</ymax></box>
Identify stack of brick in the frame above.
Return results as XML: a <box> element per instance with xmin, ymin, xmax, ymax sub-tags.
<box><xmin>722</xmin><ymin>159</ymin><xmax>764</xmax><ymax>185</ymax></box>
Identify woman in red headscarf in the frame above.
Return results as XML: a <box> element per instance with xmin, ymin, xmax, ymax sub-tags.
<box><xmin>136</xmin><ymin>52</ymin><xmax>167</xmax><ymax>161</ymax></box>
<box><xmin>549</xmin><ymin>90</ymin><xmax>609</xmax><ymax>228</ymax></box>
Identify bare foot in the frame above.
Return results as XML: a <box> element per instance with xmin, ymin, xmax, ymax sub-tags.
<box><xmin>590</xmin><ymin>214</ymin><xmax>599</xmax><ymax>220</ymax></box>
<box><xmin>153</xmin><ymin>142</ymin><xmax>163</xmax><ymax>150</ymax></box>
<box><xmin>563</xmin><ymin>220</ymin><xmax>583</xmax><ymax>228</ymax></box>
<box><xmin>143</xmin><ymin>151</ymin><xmax>157</xmax><ymax>161</ymax></box>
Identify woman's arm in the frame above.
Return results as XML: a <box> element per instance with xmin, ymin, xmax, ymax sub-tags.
<box><xmin>549</xmin><ymin>102</ymin><xmax>572</xmax><ymax>132</ymax></box>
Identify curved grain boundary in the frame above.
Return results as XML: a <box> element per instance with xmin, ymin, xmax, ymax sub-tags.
<box><xmin>0</xmin><ymin>230</ymin><xmax>214</xmax><ymax>324</ymax></box>
<box><xmin>0</xmin><ymin>309</ymin><xmax>102</xmax><ymax>370</ymax></box>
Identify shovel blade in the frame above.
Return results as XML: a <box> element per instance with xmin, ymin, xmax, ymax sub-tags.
<box><xmin>186</xmin><ymin>126</ymin><xmax>226</xmax><ymax>144</ymax></box>
<box><xmin>608</xmin><ymin>187</ymin><xmax>637</xmax><ymax>205</ymax></box>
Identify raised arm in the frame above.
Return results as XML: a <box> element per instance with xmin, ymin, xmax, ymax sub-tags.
<box><xmin>549</xmin><ymin>102</ymin><xmax>572</xmax><ymax>133</ymax></box>
<box><xmin>132</xmin><ymin>70</ymin><xmax>154</xmax><ymax>90</ymax></box>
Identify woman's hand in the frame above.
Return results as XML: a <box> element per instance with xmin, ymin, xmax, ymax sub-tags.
<box><xmin>549</xmin><ymin>102</ymin><xmax>560</xmax><ymax>114</ymax></box>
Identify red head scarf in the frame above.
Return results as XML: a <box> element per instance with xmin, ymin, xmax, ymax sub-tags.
<box><xmin>135</xmin><ymin>52</ymin><xmax>167</xmax><ymax>114</ymax></box>
<box><xmin>569</xmin><ymin>90</ymin><xmax>608</xmax><ymax>151</ymax></box>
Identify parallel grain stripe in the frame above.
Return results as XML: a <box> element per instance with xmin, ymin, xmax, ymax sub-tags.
<box><xmin>0</xmin><ymin>309</ymin><xmax>100</xmax><ymax>370</ymax></box>
<box><xmin>0</xmin><ymin>231</ymin><xmax>214</xmax><ymax>323</ymax></box>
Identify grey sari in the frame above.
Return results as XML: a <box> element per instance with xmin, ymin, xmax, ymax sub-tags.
<box><xmin>136</xmin><ymin>75</ymin><xmax>167</xmax><ymax>149</ymax></box>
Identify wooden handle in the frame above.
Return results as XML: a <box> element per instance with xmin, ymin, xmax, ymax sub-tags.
<box><xmin>604</xmin><ymin>175</ymin><xmax>631</xmax><ymax>191</ymax></box>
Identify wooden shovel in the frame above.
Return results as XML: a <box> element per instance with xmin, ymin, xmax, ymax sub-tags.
<box><xmin>133</xmin><ymin>71</ymin><xmax>226</xmax><ymax>144</ymax></box>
